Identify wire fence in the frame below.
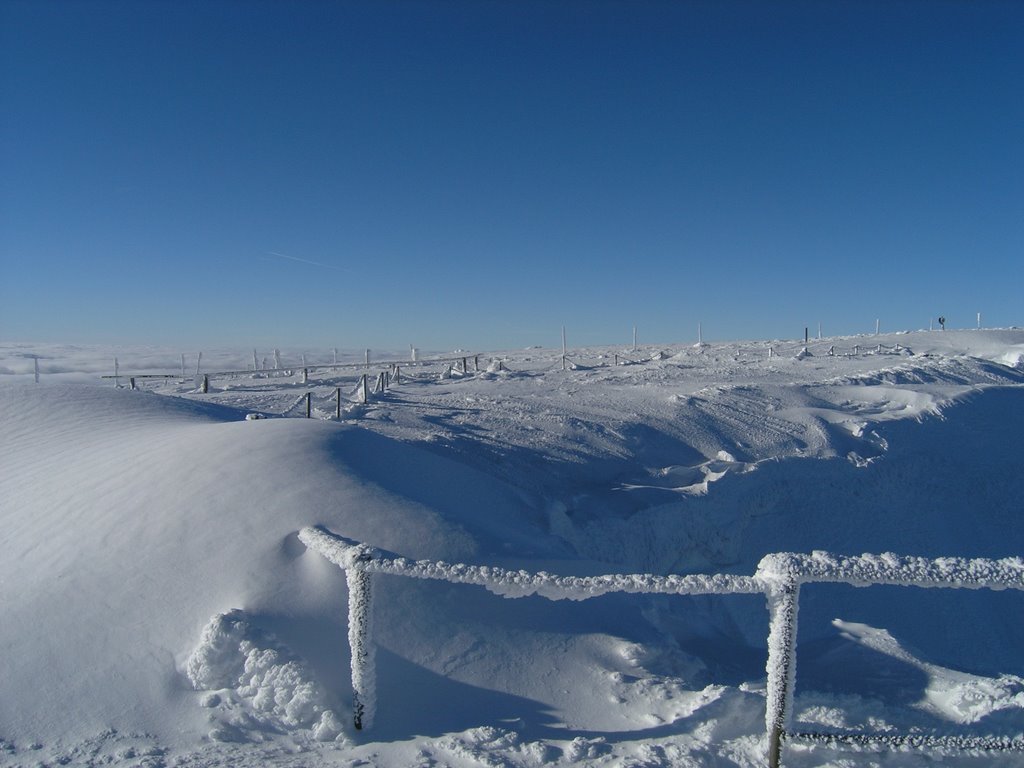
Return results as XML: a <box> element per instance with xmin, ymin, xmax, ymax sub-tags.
<box><xmin>299</xmin><ymin>526</ymin><xmax>1024</xmax><ymax>767</ymax></box>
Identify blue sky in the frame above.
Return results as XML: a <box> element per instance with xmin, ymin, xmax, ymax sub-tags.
<box><xmin>2</xmin><ymin>0</ymin><xmax>1021</xmax><ymax>351</ymax></box>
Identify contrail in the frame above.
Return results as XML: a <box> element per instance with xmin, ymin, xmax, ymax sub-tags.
<box><xmin>265</xmin><ymin>251</ymin><xmax>349</xmax><ymax>272</ymax></box>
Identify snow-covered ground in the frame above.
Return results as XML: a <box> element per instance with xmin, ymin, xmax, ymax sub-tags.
<box><xmin>2</xmin><ymin>328</ymin><xmax>1023</xmax><ymax>767</ymax></box>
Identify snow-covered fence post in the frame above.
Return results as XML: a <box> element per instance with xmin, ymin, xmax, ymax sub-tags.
<box><xmin>336</xmin><ymin>387</ymin><xmax>342</xmax><ymax>419</ymax></box>
<box><xmin>302</xmin><ymin>367</ymin><xmax>309</xmax><ymax>384</ymax></box>
<box><xmin>305</xmin><ymin>392</ymin><xmax>311</xmax><ymax>418</ymax></box>
<box><xmin>853</xmin><ymin>344</ymin><xmax>860</xmax><ymax>355</ymax></box>
<box><xmin>875</xmin><ymin>318</ymin><xmax>880</xmax><ymax>335</ymax></box>
<box><xmin>474</xmin><ymin>355</ymin><xmax>479</xmax><ymax>372</ymax></box>
<box><xmin>129</xmin><ymin>377</ymin><xmax>136</xmax><ymax>390</ymax></box>
<box><xmin>632</xmin><ymin>325</ymin><xmax>637</xmax><ymax>352</ymax></box>
<box><xmin>614</xmin><ymin>353</ymin><xmax>619</xmax><ymax>365</ymax></box>
<box><xmin>365</xmin><ymin>349</ymin><xmax>370</xmax><ymax>368</ymax></box>
<box><xmin>346</xmin><ymin>563</ymin><xmax>376</xmax><ymax>730</ymax></box>
<box><xmin>201</xmin><ymin>374</ymin><xmax>209</xmax><ymax>394</ymax></box>
<box><xmin>333</xmin><ymin>347</ymin><xmax>338</xmax><ymax>366</ymax></box>
<box><xmin>360</xmin><ymin>374</ymin><xmax>369</xmax><ymax>404</ymax></box>
<box><xmin>274</xmin><ymin>349</ymin><xmax>282</xmax><ymax>370</ymax></box>
<box><xmin>462</xmin><ymin>356</ymin><xmax>468</xmax><ymax>374</ymax></box>
<box><xmin>394</xmin><ymin>366</ymin><xmax>401</xmax><ymax>384</ymax></box>
<box><xmin>768</xmin><ymin>346</ymin><xmax>774</xmax><ymax>359</ymax></box>
<box><xmin>763</xmin><ymin>571</ymin><xmax>801</xmax><ymax>768</ymax></box>
<box><xmin>253</xmin><ymin>349</ymin><xmax>259</xmax><ymax>372</ymax></box>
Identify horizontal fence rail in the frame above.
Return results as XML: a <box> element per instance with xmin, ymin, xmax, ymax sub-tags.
<box><xmin>299</xmin><ymin>526</ymin><xmax>1024</xmax><ymax>766</ymax></box>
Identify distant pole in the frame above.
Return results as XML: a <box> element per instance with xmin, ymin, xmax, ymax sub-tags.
<box><xmin>977</xmin><ymin>312</ymin><xmax>981</xmax><ymax>329</ymax></box>
<box><xmin>274</xmin><ymin>349</ymin><xmax>282</xmax><ymax>370</ymax></box>
<box><xmin>360</xmin><ymin>374</ymin><xmax>369</xmax><ymax>403</ymax></box>
<box><xmin>562</xmin><ymin>326</ymin><xmax>567</xmax><ymax>356</ymax></box>
<box><xmin>365</xmin><ymin>349</ymin><xmax>370</xmax><ymax>368</ymax></box>
<box><xmin>181</xmin><ymin>354</ymin><xmax>186</xmax><ymax>380</ymax></box>
<box><xmin>698</xmin><ymin>323</ymin><xmax>703</xmax><ymax>345</ymax></box>
<box><xmin>196</xmin><ymin>352</ymin><xmax>202</xmax><ymax>377</ymax></box>
<box><xmin>114</xmin><ymin>357</ymin><xmax>119</xmax><ymax>388</ymax></box>
<box><xmin>632</xmin><ymin>325</ymin><xmax>637</xmax><ymax>352</ymax></box>
<box><xmin>817</xmin><ymin>322</ymin><xmax>821</xmax><ymax>340</ymax></box>
<box><xmin>34</xmin><ymin>356</ymin><xmax>40</xmax><ymax>384</ymax></box>
<box><xmin>875</xmin><ymin>319</ymin><xmax>880</xmax><ymax>335</ymax></box>
<box><xmin>302</xmin><ymin>368</ymin><xmax>308</xmax><ymax>384</ymax></box>
<box><xmin>930</xmin><ymin>318</ymin><xmax>933</xmax><ymax>331</ymax></box>
<box><xmin>804</xmin><ymin>327</ymin><xmax>808</xmax><ymax>345</ymax></box>
<box><xmin>301</xmin><ymin>353</ymin><xmax>307</xmax><ymax>370</ymax></box>
<box><xmin>333</xmin><ymin>347</ymin><xmax>338</xmax><ymax>365</ymax></box>
<box><xmin>253</xmin><ymin>349</ymin><xmax>258</xmax><ymax>372</ymax></box>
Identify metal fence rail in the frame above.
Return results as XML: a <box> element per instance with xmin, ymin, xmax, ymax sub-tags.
<box><xmin>298</xmin><ymin>526</ymin><xmax>1024</xmax><ymax>767</ymax></box>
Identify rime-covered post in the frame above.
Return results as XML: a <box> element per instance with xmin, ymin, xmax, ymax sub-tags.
<box><xmin>875</xmin><ymin>318</ymin><xmax>880</xmax><ymax>335</ymax></box>
<box><xmin>977</xmin><ymin>312</ymin><xmax>981</xmax><ymax>329</ymax></box>
<box><xmin>302</xmin><ymin>367</ymin><xmax>308</xmax><ymax>384</ymax></box>
<box><xmin>129</xmin><ymin>377</ymin><xmax>136</xmax><ymax>390</ymax></box>
<box><xmin>764</xmin><ymin>576</ymin><xmax>801</xmax><ymax>768</ymax></box>
<box><xmin>365</xmin><ymin>349</ymin><xmax>370</xmax><ymax>368</ymax></box>
<box><xmin>474</xmin><ymin>355</ymin><xmax>479</xmax><ymax>372</ymax></box>
<box><xmin>394</xmin><ymin>366</ymin><xmax>401</xmax><ymax>384</ymax></box>
<box><xmin>253</xmin><ymin>349</ymin><xmax>258</xmax><ymax>372</ymax></box>
<box><xmin>274</xmin><ymin>349</ymin><xmax>282</xmax><ymax>370</ymax></box>
<box><xmin>305</xmin><ymin>392</ymin><xmax>311</xmax><ymax>418</ymax></box>
<box><xmin>201</xmin><ymin>374</ymin><xmax>209</xmax><ymax>394</ymax></box>
<box><xmin>335</xmin><ymin>386</ymin><xmax>342</xmax><ymax>418</ymax></box>
<box><xmin>698</xmin><ymin>323</ymin><xmax>703</xmax><ymax>345</ymax></box>
<box><xmin>333</xmin><ymin>347</ymin><xmax>338</xmax><ymax>366</ymax></box>
<box><xmin>33</xmin><ymin>356</ymin><xmax>40</xmax><ymax>384</ymax></box>
<box><xmin>360</xmin><ymin>374</ymin><xmax>369</xmax><ymax>404</ymax></box>
<box><xmin>196</xmin><ymin>352</ymin><xmax>202</xmax><ymax>377</ymax></box>
<box><xmin>817</xmin><ymin>322</ymin><xmax>821</xmax><ymax>340</ymax></box>
<box><xmin>632</xmin><ymin>325</ymin><xmax>637</xmax><ymax>351</ymax></box>
<box><xmin>346</xmin><ymin>562</ymin><xmax>375</xmax><ymax>730</ymax></box>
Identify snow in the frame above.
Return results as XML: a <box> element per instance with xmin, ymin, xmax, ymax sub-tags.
<box><xmin>2</xmin><ymin>328</ymin><xmax>1024</xmax><ymax>767</ymax></box>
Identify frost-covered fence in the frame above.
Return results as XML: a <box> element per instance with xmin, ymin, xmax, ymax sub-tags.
<box><xmin>299</xmin><ymin>527</ymin><xmax>1024</xmax><ymax>765</ymax></box>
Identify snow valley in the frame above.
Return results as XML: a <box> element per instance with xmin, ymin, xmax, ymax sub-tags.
<box><xmin>2</xmin><ymin>328</ymin><xmax>1023</xmax><ymax>767</ymax></box>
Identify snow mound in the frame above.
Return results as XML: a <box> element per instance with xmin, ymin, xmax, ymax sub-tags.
<box><xmin>186</xmin><ymin>610</ymin><xmax>346</xmax><ymax>744</ymax></box>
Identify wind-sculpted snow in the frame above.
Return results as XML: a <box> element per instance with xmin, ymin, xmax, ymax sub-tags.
<box><xmin>186</xmin><ymin>610</ymin><xmax>346</xmax><ymax>744</ymax></box>
<box><xmin>3</xmin><ymin>329</ymin><xmax>1024</xmax><ymax>767</ymax></box>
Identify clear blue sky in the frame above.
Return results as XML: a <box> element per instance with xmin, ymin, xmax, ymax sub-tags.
<box><xmin>2</xmin><ymin>0</ymin><xmax>1021</xmax><ymax>351</ymax></box>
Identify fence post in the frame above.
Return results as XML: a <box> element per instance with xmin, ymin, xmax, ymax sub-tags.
<box><xmin>768</xmin><ymin>346</ymin><xmax>774</xmax><ymax>359</ymax></box>
<box><xmin>360</xmin><ymin>374</ymin><xmax>369</xmax><ymax>403</ymax></box>
<box><xmin>394</xmin><ymin>366</ymin><xmax>401</xmax><ymax>384</ymax></box>
<box><xmin>614</xmin><ymin>354</ymin><xmax>618</xmax><ymax>366</ymax></box>
<box><xmin>336</xmin><ymin>387</ymin><xmax>342</xmax><ymax>419</ymax></box>
<box><xmin>346</xmin><ymin>564</ymin><xmax>375</xmax><ymax>731</ymax></box>
<box><xmin>853</xmin><ymin>345</ymin><xmax>859</xmax><ymax>355</ymax></box>
<box><xmin>829</xmin><ymin>345</ymin><xmax>834</xmax><ymax>356</ymax></box>
<box><xmin>765</xmin><ymin>577</ymin><xmax>801</xmax><ymax>768</ymax></box>
<box><xmin>130</xmin><ymin>377</ymin><xmax>136</xmax><ymax>390</ymax></box>
<box><xmin>201</xmin><ymin>374</ymin><xmax>209</xmax><ymax>394</ymax></box>
<box><xmin>302</xmin><ymin>367</ymin><xmax>309</xmax><ymax>384</ymax></box>
<box><xmin>474</xmin><ymin>355</ymin><xmax>479</xmax><ymax>372</ymax></box>
<box><xmin>305</xmin><ymin>392</ymin><xmax>311</xmax><ymax>418</ymax></box>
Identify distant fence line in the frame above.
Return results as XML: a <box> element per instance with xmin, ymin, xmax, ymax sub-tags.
<box><xmin>299</xmin><ymin>525</ymin><xmax>1024</xmax><ymax>768</ymax></box>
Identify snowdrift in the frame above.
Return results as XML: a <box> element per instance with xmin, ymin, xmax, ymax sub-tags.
<box><xmin>2</xmin><ymin>329</ymin><xmax>1023</xmax><ymax>767</ymax></box>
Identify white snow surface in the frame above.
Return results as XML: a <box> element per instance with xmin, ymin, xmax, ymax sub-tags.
<box><xmin>2</xmin><ymin>329</ymin><xmax>1024</xmax><ymax>767</ymax></box>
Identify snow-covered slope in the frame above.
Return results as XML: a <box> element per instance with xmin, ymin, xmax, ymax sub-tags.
<box><xmin>1</xmin><ymin>329</ymin><xmax>1023</xmax><ymax>767</ymax></box>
